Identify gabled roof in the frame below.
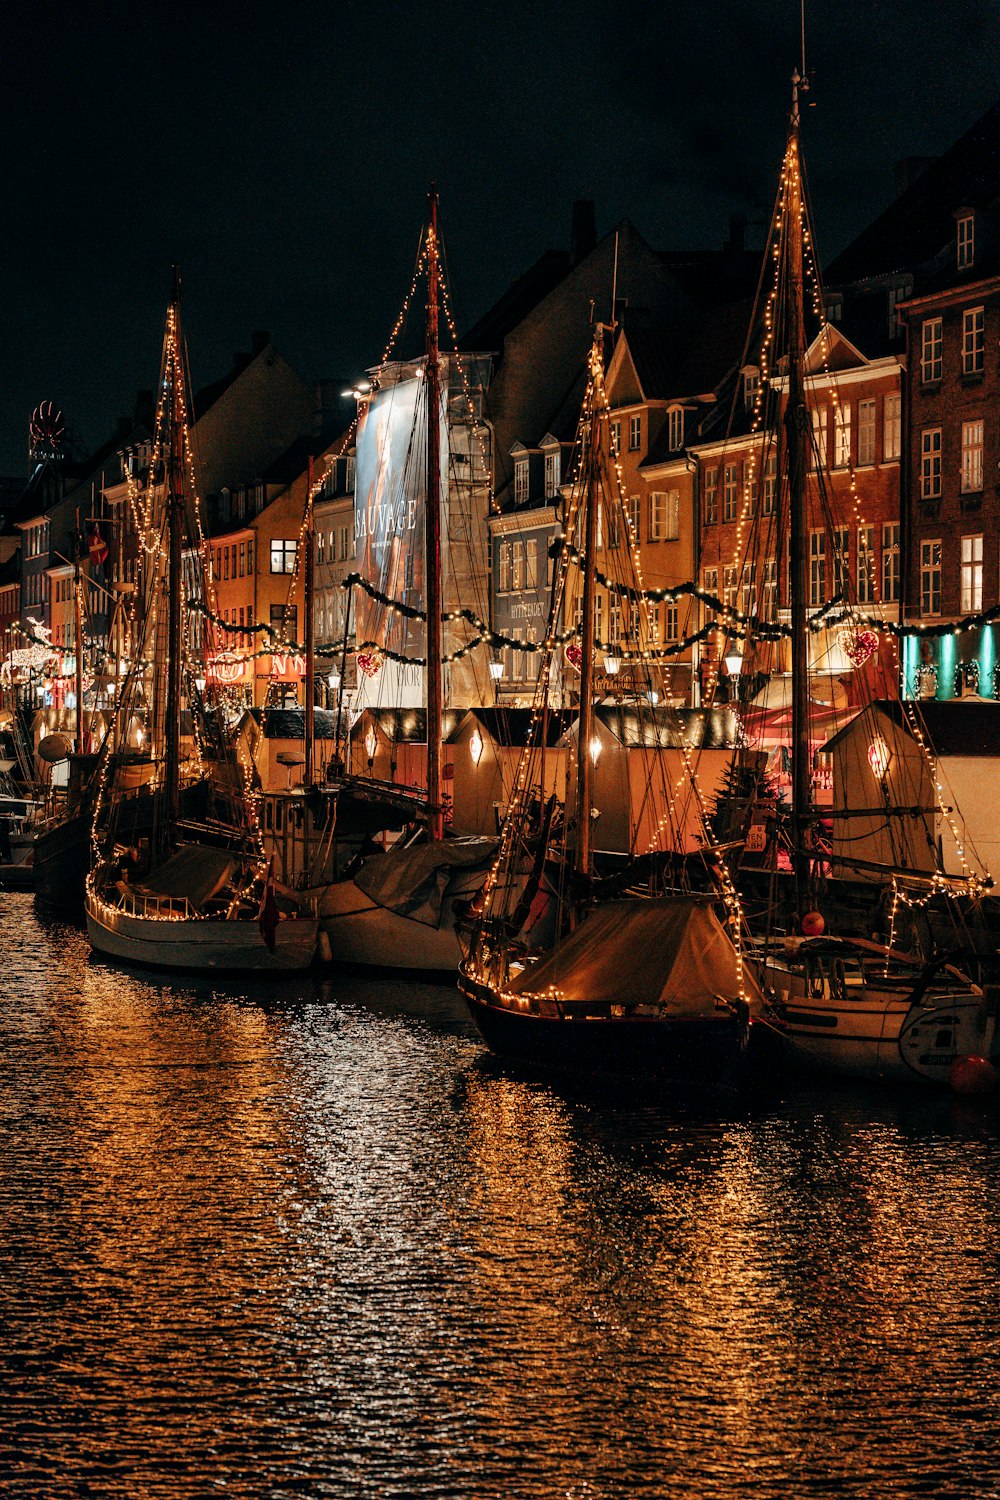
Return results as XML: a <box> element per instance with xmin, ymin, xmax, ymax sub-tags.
<box><xmin>824</xmin><ymin>699</ymin><xmax>1000</xmax><ymax>758</ymax></box>
<box><xmin>349</xmin><ymin>708</ymin><xmax>465</xmax><ymax>743</ymax></box>
<box><xmin>448</xmin><ymin>707</ymin><xmax>573</xmax><ymax>748</ymax></box>
<box><xmin>826</xmin><ymin>97</ymin><xmax>1000</xmax><ymax>286</ymax></box>
<box><xmin>589</xmin><ymin>703</ymin><xmax>742</xmax><ymax>749</ymax></box>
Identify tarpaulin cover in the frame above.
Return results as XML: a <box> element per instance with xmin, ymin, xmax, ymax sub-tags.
<box><xmin>510</xmin><ymin>896</ymin><xmax>765</xmax><ymax>1017</ymax></box>
<box><xmin>139</xmin><ymin>845</ymin><xmax>236</xmax><ymax>908</ymax></box>
<box><xmin>354</xmin><ymin>836</ymin><xmax>495</xmax><ymax>927</ymax></box>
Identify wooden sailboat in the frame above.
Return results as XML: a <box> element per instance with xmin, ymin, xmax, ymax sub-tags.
<box><xmin>730</xmin><ymin>76</ymin><xmax>998</xmax><ymax>1086</ymax></box>
<box><xmin>306</xmin><ymin>188</ymin><xmax>494</xmax><ymax>973</ymax></box>
<box><xmin>458</xmin><ymin>324</ymin><xmax>779</xmax><ymax>1080</ymax></box>
<box><xmin>85</xmin><ymin>272</ymin><xmax>317</xmax><ymax>972</ymax></box>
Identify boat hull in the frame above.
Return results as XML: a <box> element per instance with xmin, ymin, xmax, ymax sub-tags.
<box><xmin>314</xmin><ymin>866</ymin><xmax>486</xmax><ymax>975</ymax></box>
<box><xmin>86</xmin><ymin>895</ymin><xmax>318</xmax><ymax>973</ymax></box>
<box><xmin>459</xmin><ymin>968</ymin><xmax>777</xmax><ymax>1083</ymax></box>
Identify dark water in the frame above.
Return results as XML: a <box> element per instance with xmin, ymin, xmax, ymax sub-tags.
<box><xmin>3</xmin><ymin>894</ymin><xmax>1000</xmax><ymax>1499</ymax></box>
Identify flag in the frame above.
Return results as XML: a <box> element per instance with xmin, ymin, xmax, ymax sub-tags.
<box><xmin>88</xmin><ymin>527</ymin><xmax>108</xmax><ymax>567</ymax></box>
<box><xmin>258</xmin><ymin>858</ymin><xmax>279</xmax><ymax>952</ymax></box>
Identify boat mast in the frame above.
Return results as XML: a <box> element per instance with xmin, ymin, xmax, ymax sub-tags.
<box><xmin>784</xmin><ymin>72</ymin><xmax>812</xmax><ymax>917</ymax></box>
<box><xmin>574</xmin><ymin>331</ymin><xmax>603</xmax><ymax>881</ymax></box>
<box><xmin>304</xmin><ymin>453</ymin><xmax>316</xmax><ymax>785</ymax></box>
<box><xmin>425</xmin><ymin>186</ymin><xmax>444</xmax><ymax>841</ymax></box>
<box><xmin>163</xmin><ymin>265</ymin><xmax>184</xmax><ymax>844</ymax></box>
<box><xmin>73</xmin><ymin>517</ymin><xmax>84</xmax><ymax>754</ymax></box>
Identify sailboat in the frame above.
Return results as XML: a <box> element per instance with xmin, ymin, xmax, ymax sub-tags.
<box><xmin>458</xmin><ymin>324</ymin><xmax>779</xmax><ymax>1081</ymax></box>
<box><xmin>85</xmin><ymin>272</ymin><xmax>317</xmax><ymax>973</ymax></box>
<box><xmin>305</xmin><ymin>188</ymin><xmax>495</xmax><ymax>974</ymax></box>
<box><xmin>716</xmin><ymin>75</ymin><xmax>998</xmax><ymax>1086</ymax></box>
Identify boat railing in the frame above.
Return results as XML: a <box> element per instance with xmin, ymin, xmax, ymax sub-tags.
<box><xmin>113</xmin><ymin>884</ymin><xmax>195</xmax><ymax>921</ymax></box>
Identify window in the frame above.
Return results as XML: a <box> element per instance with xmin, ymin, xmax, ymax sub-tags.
<box><xmin>833</xmin><ymin>405</ymin><xmax>851</xmax><ymax>468</ymax></box>
<box><xmin>223</xmin><ymin>546</ymin><xmax>230</xmax><ymax>580</ymax></box>
<box><xmin>957</xmin><ymin>213</ymin><xmax>975</xmax><ymax>270</ymax></box>
<box><xmin>607</xmin><ymin>505</ymin><xmax>620</xmax><ymax>548</ymax></box>
<box><xmin>514</xmin><ymin>459</ymin><xmax>529</xmax><ymax>504</ymax></box>
<box><xmin>703</xmin><ymin>467</ymin><xmax>718</xmax><ymax>525</ymax></box>
<box><xmin>961</xmin><ymin>419</ymin><xmax>984</xmax><ymax>493</ymax></box>
<box><xmin>921</xmin><ymin>318</ymin><xmax>943</xmax><ymax>383</ymax></box>
<box><xmin>339</xmin><ymin>525</ymin><xmax>350</xmax><ymax>561</ymax></box>
<box><xmin>763</xmin><ymin>453</ymin><xmax>777</xmax><ymax>514</ymax></box>
<box><xmin>832</xmin><ymin>527</ymin><xmax>849</xmax><ymax>595</ymax></box>
<box><xmin>743</xmin><ymin>368</ymin><xmax>760</xmax><ymax>411</ymax></box>
<box><xmin>703</xmin><ymin>566</ymin><xmax>719</xmax><ymax>600</ymax></box>
<box><xmin>650</xmin><ymin>490</ymin><xmax>679</xmax><ymax>541</ymax></box>
<box><xmin>525</xmin><ymin>537</ymin><xmax>539</xmax><ymax>588</ymax></box>
<box><xmin>247</xmin><ymin>538</ymin><xmax>255</xmax><ymax>574</ymax></box>
<box><xmin>543</xmin><ymin>451</ymin><xmax>560</xmax><ymax>499</ymax></box>
<box><xmin>740</xmin><ymin>563</ymin><xmax>757</xmax><ymax>617</ymax></box>
<box><xmin>270</xmin><ymin>603</ymin><xmax>297</xmax><ymax>639</ymax></box>
<box><xmin>961</xmin><ymin>534</ymin><xmax>983</xmax><ymax>612</ymax></box>
<box><xmin>611</xmin><ymin>422</ymin><xmax>620</xmax><ymax>458</ymax></box>
<box><xmin>809</xmin><ymin>531</ymin><xmax>826</xmax><ymax>607</ymax></box>
<box><xmin>629</xmin><ymin>415</ymin><xmax>641</xmax><ymax>451</ymax></box>
<box><xmin>920</xmin><ymin>540</ymin><xmax>942</xmax><ymax>616</ymax></box>
<box><xmin>608</xmin><ymin>596</ymin><xmax>622</xmax><ymax>645</ymax></box>
<box><xmin>595</xmin><ymin>502</ymin><xmax>604</xmax><ymax>551</ymax></box>
<box><xmin>723</xmin><ymin>565</ymin><xmax>739</xmax><ymax>611</ymax></box>
<box><xmin>920</xmin><ymin>429</ymin><xmax>942</xmax><ymax>499</ymax></box>
<box><xmin>883</xmin><ymin>394</ymin><xmax>901</xmax><ymax>461</ymax></box>
<box><xmin>498</xmin><ymin>541</ymin><xmax>510</xmax><ymax>593</ymax></box>
<box><xmin>667</xmin><ymin>406</ymin><xmax>684</xmax><ymax>451</ymax></box>
<box><xmin>857</xmin><ymin>525</ymin><xmax>875</xmax><ymax>604</ymax></box>
<box><xmin>664</xmin><ymin>602</ymin><xmax>679</xmax><ymax>642</ymax></box>
<box><xmin>628</xmin><ymin>495</ymin><xmax>641</xmax><ymax>539</ymax></box>
<box><xmin>762</xmin><ymin>558</ymin><xmax>777</xmax><ymax>614</ymax></box>
<box><xmin>962</xmin><ymin>307</ymin><xmax>985</xmax><ymax>375</ymax></box>
<box><xmin>511</xmin><ymin>540</ymin><xmax>524</xmax><ymax>591</ymax></box>
<box><xmin>723</xmin><ymin>463</ymin><xmax>739</xmax><ymax>522</ymax></box>
<box><xmin>882</xmin><ymin>523</ymin><xmax>900</xmax><ymax>603</ymax></box>
<box><xmin>887</xmin><ymin>280</ymin><xmax>912</xmax><ymax>337</ymax></box>
<box><xmin>857</xmin><ymin>399</ymin><xmax>876</xmax><ymax>466</ymax></box>
<box><xmin>270</xmin><ymin>539</ymin><xmax>297</xmax><ymax>573</ymax></box>
<box><xmin>811</xmin><ymin>407</ymin><xmax>828</xmax><ymax>469</ymax></box>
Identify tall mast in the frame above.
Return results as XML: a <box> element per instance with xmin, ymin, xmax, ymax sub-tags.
<box><xmin>73</xmin><ymin>516</ymin><xmax>84</xmax><ymax>754</ymax></box>
<box><xmin>163</xmin><ymin>265</ymin><xmax>184</xmax><ymax>843</ymax></box>
<box><xmin>784</xmin><ymin>73</ymin><xmax>812</xmax><ymax>916</ymax></box>
<box><xmin>304</xmin><ymin>453</ymin><xmax>316</xmax><ymax>785</ymax></box>
<box><xmin>574</xmin><ymin>332</ymin><xmax>603</xmax><ymax>881</ymax></box>
<box><xmin>425</xmin><ymin>186</ymin><xmax>444</xmax><ymax>841</ymax></box>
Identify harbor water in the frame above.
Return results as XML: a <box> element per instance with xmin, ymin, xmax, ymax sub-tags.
<box><xmin>3</xmin><ymin>890</ymin><xmax>1000</xmax><ymax>1499</ymax></box>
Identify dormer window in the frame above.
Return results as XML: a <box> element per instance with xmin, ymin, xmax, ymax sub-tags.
<box><xmin>824</xmin><ymin>293</ymin><xmax>843</xmax><ymax>323</ymax></box>
<box><xmin>887</xmin><ymin>279</ymin><xmax>912</xmax><ymax>338</ymax></box>
<box><xmin>514</xmin><ymin>458</ymin><xmax>529</xmax><ymax>504</ymax></box>
<box><xmin>957</xmin><ymin>212</ymin><xmax>975</xmax><ymax>270</ymax></box>
<box><xmin>741</xmin><ymin>367</ymin><xmax>760</xmax><ymax>413</ymax></box>
<box><xmin>543</xmin><ymin>450</ymin><xmax>560</xmax><ymax>499</ymax></box>
<box><xmin>667</xmin><ymin>405</ymin><xmax>685</xmax><ymax>451</ymax></box>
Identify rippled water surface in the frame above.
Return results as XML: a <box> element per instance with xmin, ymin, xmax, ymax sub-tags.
<box><xmin>4</xmin><ymin>892</ymin><xmax>1000</xmax><ymax>1498</ymax></box>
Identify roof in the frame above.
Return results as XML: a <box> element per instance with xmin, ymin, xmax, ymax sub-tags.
<box><xmin>826</xmin><ymin>97</ymin><xmax>1000</xmax><ymax>286</ymax></box>
<box><xmin>349</xmin><ymin>708</ymin><xmax>465</xmax><ymax>744</ymax></box>
<box><xmin>591</xmin><ymin>704</ymin><xmax>742</xmax><ymax>749</ymax></box>
<box><xmin>448</xmin><ymin>707</ymin><xmax>573</xmax><ymax>748</ymax></box>
<box><xmin>823</xmin><ymin>699</ymin><xmax>1000</xmax><ymax>758</ymax></box>
<box><xmin>247</xmin><ymin>708</ymin><xmax>341</xmax><ymax>741</ymax></box>
<box><xmin>459</xmin><ymin>250</ymin><xmax>572</xmax><ymax>356</ymax></box>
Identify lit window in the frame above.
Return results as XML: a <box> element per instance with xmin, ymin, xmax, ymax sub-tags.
<box><xmin>511</xmin><ymin>540</ymin><xmax>524</xmax><ymax>590</ymax></box>
<box><xmin>809</xmin><ymin>531</ymin><xmax>826</xmax><ymax>607</ymax></box>
<box><xmin>270</xmin><ymin>540</ymin><xmax>297</xmax><ymax>574</ymax></box>
<box><xmin>514</xmin><ymin>459</ymin><xmax>529</xmax><ymax>504</ymax></box>
<box><xmin>664</xmin><ymin>602</ymin><xmax>679</xmax><ymax>642</ymax></box>
<box><xmin>649</xmin><ymin>490</ymin><xmax>680</xmax><ymax>542</ymax></box>
<box><xmin>962</xmin><ymin>307</ymin><xmax>985</xmax><ymax>375</ymax></box>
<box><xmin>629</xmin><ymin>415</ymin><xmax>641</xmax><ymax>451</ymax></box>
<box><xmin>961</xmin><ymin>420</ymin><xmax>984</xmax><ymax>493</ymax></box>
<box><xmin>920</xmin><ymin>429</ymin><xmax>942</xmax><ymax>499</ymax></box>
<box><xmin>722</xmin><ymin>463</ymin><xmax>739</xmax><ymax>522</ymax></box>
<box><xmin>497</xmin><ymin>541</ymin><xmax>510</xmax><ymax>593</ymax></box>
<box><xmin>921</xmin><ymin>318</ymin><xmax>943</xmax><ymax>383</ymax></box>
<box><xmin>857</xmin><ymin>525</ymin><xmax>875</xmax><ymax>604</ymax></box>
<box><xmin>543</xmin><ymin>451</ymin><xmax>560</xmax><ymax>499</ymax></box>
<box><xmin>857</xmin><ymin>399</ymin><xmax>876</xmax><ymax>466</ymax></box>
<box><xmin>833</xmin><ymin>405</ymin><xmax>852</xmax><ymax>468</ymax></box>
<box><xmin>920</xmin><ymin>539</ymin><xmax>941</xmax><ymax>616</ymax></box>
<box><xmin>628</xmin><ymin>495</ymin><xmax>641</xmax><ymax>538</ymax></box>
<box><xmin>882</xmin><ymin>524</ymin><xmax>900</xmax><ymax>603</ymax></box>
<box><xmin>961</xmin><ymin>534</ymin><xmax>983</xmax><ymax>611</ymax></box>
<box><xmin>811</xmin><ymin>407</ymin><xmax>828</xmax><ymax>469</ymax></box>
<box><xmin>525</xmin><ymin>538</ymin><xmax>539</xmax><ymax>588</ymax></box>
<box><xmin>883</xmin><ymin>394</ymin><xmax>902</xmax><ymax>461</ymax></box>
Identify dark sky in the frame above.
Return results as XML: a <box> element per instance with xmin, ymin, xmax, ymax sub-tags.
<box><xmin>3</xmin><ymin>0</ymin><xmax>999</xmax><ymax>475</ymax></box>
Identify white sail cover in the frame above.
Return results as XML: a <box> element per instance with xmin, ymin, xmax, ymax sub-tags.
<box><xmin>511</xmin><ymin>896</ymin><xmax>765</xmax><ymax>1017</ymax></box>
<box><xmin>354</xmin><ymin>837</ymin><xmax>495</xmax><ymax>926</ymax></box>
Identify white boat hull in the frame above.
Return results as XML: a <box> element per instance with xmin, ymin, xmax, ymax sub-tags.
<box><xmin>765</xmin><ymin>954</ymin><xmax>995</xmax><ymax>1085</ymax></box>
<box><xmin>86</xmin><ymin>894</ymin><xmax>318</xmax><ymax>973</ymax></box>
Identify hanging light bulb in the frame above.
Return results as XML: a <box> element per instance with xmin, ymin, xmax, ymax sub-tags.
<box><xmin>470</xmin><ymin>727</ymin><xmax>484</xmax><ymax>765</ymax></box>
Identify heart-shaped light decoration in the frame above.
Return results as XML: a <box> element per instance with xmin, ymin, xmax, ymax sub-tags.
<box><xmin>838</xmin><ymin>627</ymin><xmax>879</xmax><ymax>669</ymax></box>
<box><xmin>357</xmin><ymin>649</ymin><xmax>383</xmax><ymax>678</ymax></box>
<box><xmin>565</xmin><ymin>642</ymin><xmax>583</xmax><ymax>668</ymax></box>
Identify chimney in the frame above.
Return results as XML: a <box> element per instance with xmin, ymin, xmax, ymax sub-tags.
<box><xmin>894</xmin><ymin>157</ymin><xmax>935</xmax><ymax>198</ymax></box>
<box><xmin>571</xmin><ymin>200</ymin><xmax>596</xmax><ymax>265</ymax></box>
<box><xmin>724</xmin><ymin>212</ymin><xmax>747</xmax><ymax>254</ymax></box>
<box><xmin>251</xmin><ymin>330</ymin><xmax>270</xmax><ymax>356</ymax></box>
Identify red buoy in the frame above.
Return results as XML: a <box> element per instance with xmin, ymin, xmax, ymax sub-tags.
<box><xmin>800</xmin><ymin>910</ymin><xmax>825</xmax><ymax>937</ymax></box>
<box><xmin>949</xmin><ymin>1055</ymin><xmax>999</xmax><ymax>1096</ymax></box>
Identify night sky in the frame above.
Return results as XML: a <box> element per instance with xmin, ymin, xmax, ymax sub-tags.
<box><xmin>3</xmin><ymin>0</ymin><xmax>999</xmax><ymax>475</ymax></box>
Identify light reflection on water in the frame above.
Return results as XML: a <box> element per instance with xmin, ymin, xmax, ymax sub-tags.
<box><xmin>3</xmin><ymin>892</ymin><xmax>1000</xmax><ymax>1499</ymax></box>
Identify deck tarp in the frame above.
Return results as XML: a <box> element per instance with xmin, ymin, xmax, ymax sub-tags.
<box><xmin>354</xmin><ymin>837</ymin><xmax>495</xmax><ymax>926</ymax></box>
<box><xmin>138</xmin><ymin>845</ymin><xmax>236</xmax><ymax>908</ymax></box>
<box><xmin>510</xmin><ymin>896</ymin><xmax>765</xmax><ymax>1017</ymax></box>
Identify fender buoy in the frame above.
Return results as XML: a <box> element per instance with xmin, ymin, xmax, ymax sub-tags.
<box><xmin>949</xmin><ymin>1055</ymin><xmax>998</xmax><ymax>1096</ymax></box>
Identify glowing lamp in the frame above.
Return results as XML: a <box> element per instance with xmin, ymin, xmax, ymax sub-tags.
<box><xmin>489</xmin><ymin>661</ymin><xmax>505</xmax><ymax>681</ymax></box>
<box><xmin>470</xmin><ymin>727</ymin><xmax>484</xmax><ymax>766</ymax></box>
<box><xmin>194</xmin><ymin>674</ymin><xmax>207</xmax><ymax>694</ymax></box>
<box><xmin>724</xmin><ymin>650</ymin><xmax>743</xmax><ymax>677</ymax></box>
<box><xmin>868</xmin><ymin>735</ymin><xmax>891</xmax><ymax>780</ymax></box>
<box><xmin>603</xmin><ymin>654</ymin><xmax>620</xmax><ymax>676</ymax></box>
<box><xmin>589</xmin><ymin>735</ymin><xmax>602</xmax><ymax>765</ymax></box>
<box><xmin>647</xmin><ymin>690</ymin><xmax>659</xmax><ymax>706</ymax></box>
<box><xmin>328</xmin><ymin>670</ymin><xmax>341</xmax><ymax>690</ymax></box>
<box><xmin>364</xmin><ymin>726</ymin><xmax>378</xmax><ymax>762</ymax></box>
